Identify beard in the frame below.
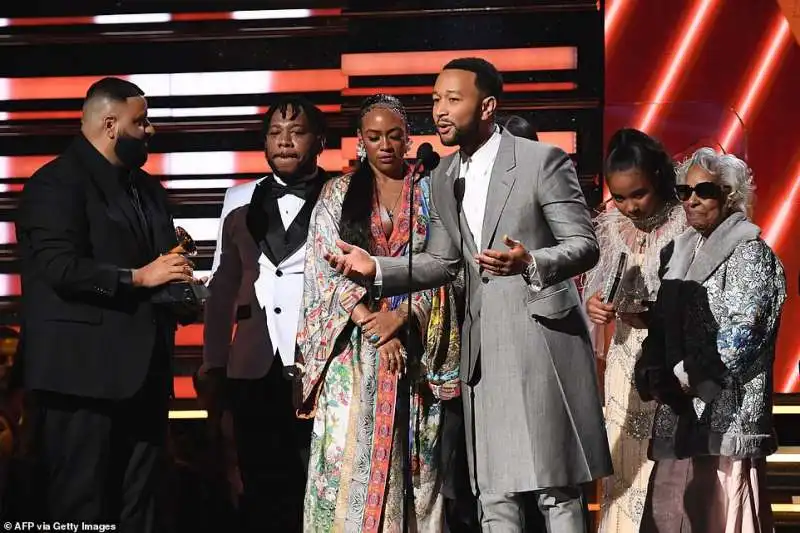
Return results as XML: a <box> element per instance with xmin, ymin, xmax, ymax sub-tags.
<box><xmin>114</xmin><ymin>131</ymin><xmax>149</xmax><ymax>169</ymax></box>
<box><xmin>437</xmin><ymin>109</ymin><xmax>482</xmax><ymax>148</ymax></box>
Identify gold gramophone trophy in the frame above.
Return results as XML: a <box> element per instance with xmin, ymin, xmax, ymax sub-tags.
<box><xmin>170</xmin><ymin>226</ymin><xmax>197</xmax><ymax>256</ymax></box>
<box><xmin>151</xmin><ymin>226</ymin><xmax>210</xmax><ymax>310</ymax></box>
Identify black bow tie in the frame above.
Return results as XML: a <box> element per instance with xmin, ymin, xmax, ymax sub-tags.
<box><xmin>266</xmin><ymin>177</ymin><xmax>313</xmax><ymax>200</ymax></box>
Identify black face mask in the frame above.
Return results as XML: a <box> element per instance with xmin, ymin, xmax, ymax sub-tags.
<box><xmin>114</xmin><ymin>131</ymin><xmax>149</xmax><ymax>169</ymax></box>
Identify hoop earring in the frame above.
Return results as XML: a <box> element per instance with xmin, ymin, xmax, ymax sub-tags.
<box><xmin>356</xmin><ymin>140</ymin><xmax>367</xmax><ymax>161</ymax></box>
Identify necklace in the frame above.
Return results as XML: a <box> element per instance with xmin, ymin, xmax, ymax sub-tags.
<box><xmin>631</xmin><ymin>201</ymin><xmax>677</xmax><ymax>232</ymax></box>
<box><xmin>379</xmin><ymin>185</ymin><xmax>403</xmax><ymax>220</ymax></box>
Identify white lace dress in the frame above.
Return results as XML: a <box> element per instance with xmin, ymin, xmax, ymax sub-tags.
<box><xmin>583</xmin><ymin>203</ymin><xmax>687</xmax><ymax>533</ymax></box>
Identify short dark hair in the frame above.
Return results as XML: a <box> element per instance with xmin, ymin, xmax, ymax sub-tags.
<box><xmin>605</xmin><ymin>128</ymin><xmax>676</xmax><ymax>200</ymax></box>
<box><xmin>443</xmin><ymin>57</ymin><xmax>503</xmax><ymax>100</ymax></box>
<box><xmin>261</xmin><ymin>95</ymin><xmax>326</xmax><ymax>138</ymax></box>
<box><xmin>85</xmin><ymin>77</ymin><xmax>144</xmax><ymax>103</ymax></box>
<box><xmin>497</xmin><ymin>114</ymin><xmax>538</xmax><ymax>141</ymax></box>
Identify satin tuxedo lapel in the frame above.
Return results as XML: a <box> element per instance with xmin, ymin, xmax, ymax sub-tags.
<box><xmin>480</xmin><ymin>131</ymin><xmax>517</xmax><ymax>250</ymax></box>
<box><xmin>246</xmin><ymin>180</ymin><xmax>278</xmax><ymax>264</ymax></box>
<box><xmin>246</xmin><ymin>172</ymin><xmax>327</xmax><ymax>267</ymax></box>
<box><xmin>282</xmin><ymin>178</ymin><xmax>325</xmax><ymax>260</ymax></box>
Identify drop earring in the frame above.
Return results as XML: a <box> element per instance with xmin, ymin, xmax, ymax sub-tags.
<box><xmin>356</xmin><ymin>140</ymin><xmax>367</xmax><ymax>161</ymax></box>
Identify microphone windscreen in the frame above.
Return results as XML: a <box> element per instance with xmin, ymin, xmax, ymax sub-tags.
<box><xmin>416</xmin><ymin>142</ymin><xmax>441</xmax><ymax>171</ymax></box>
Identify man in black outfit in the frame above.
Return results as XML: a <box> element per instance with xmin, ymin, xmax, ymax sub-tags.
<box><xmin>16</xmin><ymin>77</ymin><xmax>198</xmax><ymax>531</ymax></box>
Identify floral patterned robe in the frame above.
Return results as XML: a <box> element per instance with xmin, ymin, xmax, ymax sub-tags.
<box><xmin>296</xmin><ymin>172</ymin><xmax>461</xmax><ymax>533</ymax></box>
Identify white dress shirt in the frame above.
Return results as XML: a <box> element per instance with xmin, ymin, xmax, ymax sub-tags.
<box><xmin>255</xmin><ymin>174</ymin><xmax>309</xmax><ymax>366</ymax></box>
<box><xmin>460</xmin><ymin>126</ymin><xmax>502</xmax><ymax>250</ymax></box>
<box><xmin>208</xmin><ymin>175</ymin><xmax>305</xmax><ymax>277</ymax></box>
<box><xmin>373</xmin><ymin>126</ymin><xmax>504</xmax><ymax>285</ymax></box>
<box><xmin>273</xmin><ymin>175</ymin><xmax>305</xmax><ymax>229</ymax></box>
<box><xmin>208</xmin><ymin>174</ymin><xmax>311</xmax><ymax>369</ymax></box>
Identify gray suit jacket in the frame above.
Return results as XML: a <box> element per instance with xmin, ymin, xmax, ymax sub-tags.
<box><xmin>377</xmin><ymin>130</ymin><xmax>612</xmax><ymax>491</ymax></box>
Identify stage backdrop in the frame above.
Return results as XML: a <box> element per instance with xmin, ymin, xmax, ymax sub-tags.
<box><xmin>0</xmin><ymin>1</ymin><xmax>604</xmax><ymax>402</ymax></box>
<box><xmin>604</xmin><ymin>0</ymin><xmax>800</xmax><ymax>392</ymax></box>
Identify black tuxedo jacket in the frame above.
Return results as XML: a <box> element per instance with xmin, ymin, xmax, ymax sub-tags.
<box><xmin>16</xmin><ymin>134</ymin><xmax>180</xmax><ymax>400</ymax></box>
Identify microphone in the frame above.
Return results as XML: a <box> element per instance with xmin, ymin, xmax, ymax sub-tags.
<box><xmin>454</xmin><ymin>177</ymin><xmax>466</xmax><ymax>213</ymax></box>
<box><xmin>411</xmin><ymin>142</ymin><xmax>441</xmax><ymax>176</ymax></box>
<box><xmin>401</xmin><ymin>142</ymin><xmax>439</xmax><ymax>533</ymax></box>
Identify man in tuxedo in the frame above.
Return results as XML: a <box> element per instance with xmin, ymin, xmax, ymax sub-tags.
<box><xmin>325</xmin><ymin>58</ymin><xmax>612</xmax><ymax>532</ymax></box>
<box><xmin>15</xmin><ymin>77</ymin><xmax>198</xmax><ymax>530</ymax></box>
<box><xmin>201</xmin><ymin>96</ymin><xmax>328</xmax><ymax>532</ymax></box>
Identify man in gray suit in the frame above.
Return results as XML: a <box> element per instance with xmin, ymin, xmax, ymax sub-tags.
<box><xmin>326</xmin><ymin>58</ymin><xmax>612</xmax><ymax>532</ymax></box>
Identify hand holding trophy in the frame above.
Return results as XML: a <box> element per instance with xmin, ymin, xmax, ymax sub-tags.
<box><xmin>170</xmin><ymin>226</ymin><xmax>211</xmax><ymax>300</ymax></box>
<box><xmin>149</xmin><ymin>226</ymin><xmax>210</xmax><ymax>315</ymax></box>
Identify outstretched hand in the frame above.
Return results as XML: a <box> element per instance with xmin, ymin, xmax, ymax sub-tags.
<box><xmin>323</xmin><ymin>240</ymin><xmax>377</xmax><ymax>281</ymax></box>
<box><xmin>475</xmin><ymin>235</ymin><xmax>532</xmax><ymax>276</ymax></box>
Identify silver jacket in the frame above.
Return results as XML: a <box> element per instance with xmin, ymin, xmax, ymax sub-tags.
<box><xmin>636</xmin><ymin>212</ymin><xmax>786</xmax><ymax>460</ymax></box>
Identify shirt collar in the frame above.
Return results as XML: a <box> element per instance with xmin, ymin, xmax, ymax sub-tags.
<box><xmin>271</xmin><ymin>167</ymin><xmax>321</xmax><ymax>187</ymax></box>
<box><xmin>461</xmin><ymin>124</ymin><xmax>502</xmax><ymax>169</ymax></box>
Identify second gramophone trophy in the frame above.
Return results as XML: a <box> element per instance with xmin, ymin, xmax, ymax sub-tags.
<box><xmin>151</xmin><ymin>226</ymin><xmax>210</xmax><ymax>310</ymax></box>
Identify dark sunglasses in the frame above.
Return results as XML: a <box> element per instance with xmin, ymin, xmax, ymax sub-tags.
<box><xmin>675</xmin><ymin>182</ymin><xmax>724</xmax><ymax>201</ymax></box>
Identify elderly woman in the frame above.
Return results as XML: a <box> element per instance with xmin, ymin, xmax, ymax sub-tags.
<box><xmin>635</xmin><ymin>148</ymin><xmax>786</xmax><ymax>533</ymax></box>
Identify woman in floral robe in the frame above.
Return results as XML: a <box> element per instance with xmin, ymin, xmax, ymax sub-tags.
<box><xmin>296</xmin><ymin>95</ymin><xmax>460</xmax><ymax>533</ymax></box>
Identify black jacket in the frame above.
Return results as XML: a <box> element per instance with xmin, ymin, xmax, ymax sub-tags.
<box><xmin>16</xmin><ymin>134</ymin><xmax>180</xmax><ymax>400</ymax></box>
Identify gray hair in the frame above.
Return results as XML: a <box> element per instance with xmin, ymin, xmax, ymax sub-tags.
<box><xmin>676</xmin><ymin>147</ymin><xmax>755</xmax><ymax>214</ymax></box>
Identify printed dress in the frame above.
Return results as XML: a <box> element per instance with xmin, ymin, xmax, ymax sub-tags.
<box><xmin>296</xmin><ymin>173</ymin><xmax>461</xmax><ymax>533</ymax></box>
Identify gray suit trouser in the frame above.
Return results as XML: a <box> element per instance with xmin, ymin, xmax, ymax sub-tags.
<box><xmin>479</xmin><ymin>487</ymin><xmax>588</xmax><ymax>533</ymax></box>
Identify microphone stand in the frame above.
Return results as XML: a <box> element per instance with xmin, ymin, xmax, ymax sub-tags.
<box><xmin>401</xmin><ymin>160</ymin><xmax>422</xmax><ymax>533</ymax></box>
<box><xmin>399</xmin><ymin>144</ymin><xmax>438</xmax><ymax>532</ymax></box>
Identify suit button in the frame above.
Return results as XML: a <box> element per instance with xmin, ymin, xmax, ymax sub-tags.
<box><xmin>481</xmin><ymin>277</ymin><xmax>489</xmax><ymax>284</ymax></box>
<box><xmin>274</xmin><ymin>307</ymin><xmax>282</xmax><ymax>314</ymax></box>
<box><xmin>276</xmin><ymin>270</ymin><xmax>283</xmax><ymax>277</ymax></box>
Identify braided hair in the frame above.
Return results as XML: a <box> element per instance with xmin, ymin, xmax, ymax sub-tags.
<box><xmin>339</xmin><ymin>94</ymin><xmax>409</xmax><ymax>251</ymax></box>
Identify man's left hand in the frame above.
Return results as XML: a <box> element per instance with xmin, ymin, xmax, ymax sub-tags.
<box><xmin>475</xmin><ymin>235</ymin><xmax>531</xmax><ymax>276</ymax></box>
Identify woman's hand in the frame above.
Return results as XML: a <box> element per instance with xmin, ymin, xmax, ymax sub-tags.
<box><xmin>379</xmin><ymin>338</ymin><xmax>406</xmax><ymax>375</ymax></box>
<box><xmin>361</xmin><ymin>309</ymin><xmax>405</xmax><ymax>347</ymax></box>
<box><xmin>586</xmin><ymin>291</ymin><xmax>615</xmax><ymax>325</ymax></box>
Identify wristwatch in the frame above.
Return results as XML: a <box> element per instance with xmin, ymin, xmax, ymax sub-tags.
<box><xmin>520</xmin><ymin>257</ymin><xmax>542</xmax><ymax>290</ymax></box>
<box><xmin>118</xmin><ymin>268</ymin><xmax>135</xmax><ymax>286</ymax></box>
